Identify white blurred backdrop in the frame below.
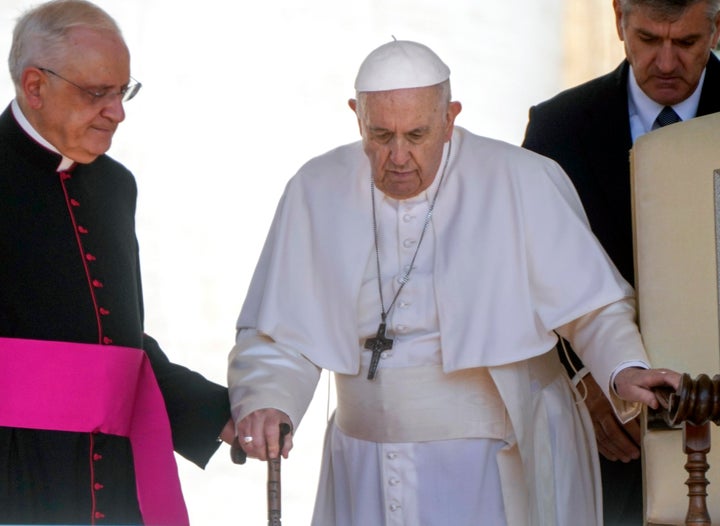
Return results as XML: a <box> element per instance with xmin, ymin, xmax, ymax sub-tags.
<box><xmin>0</xmin><ymin>1</ymin><xmax>622</xmax><ymax>523</ymax></box>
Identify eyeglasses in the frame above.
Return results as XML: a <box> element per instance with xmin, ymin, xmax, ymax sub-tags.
<box><xmin>39</xmin><ymin>67</ymin><xmax>142</xmax><ymax>104</ymax></box>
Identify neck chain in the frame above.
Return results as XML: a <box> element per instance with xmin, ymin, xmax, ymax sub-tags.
<box><xmin>364</xmin><ymin>140</ymin><xmax>452</xmax><ymax>380</ymax></box>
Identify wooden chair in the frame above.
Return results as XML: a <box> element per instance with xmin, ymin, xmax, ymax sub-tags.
<box><xmin>631</xmin><ymin>112</ymin><xmax>720</xmax><ymax>525</ymax></box>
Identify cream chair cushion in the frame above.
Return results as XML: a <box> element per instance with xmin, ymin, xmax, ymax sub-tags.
<box><xmin>631</xmin><ymin>111</ymin><xmax>720</xmax><ymax>525</ymax></box>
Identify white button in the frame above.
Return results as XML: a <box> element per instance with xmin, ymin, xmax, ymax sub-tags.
<box><xmin>399</xmin><ymin>301</ymin><xmax>410</xmax><ymax>309</ymax></box>
<box><xmin>389</xmin><ymin>478</ymin><xmax>400</xmax><ymax>486</ymax></box>
<box><xmin>402</xmin><ymin>239</ymin><xmax>416</xmax><ymax>248</ymax></box>
<box><xmin>380</xmin><ymin>351</ymin><xmax>392</xmax><ymax>359</ymax></box>
<box><xmin>387</xmin><ymin>452</ymin><xmax>398</xmax><ymax>460</ymax></box>
<box><xmin>390</xmin><ymin>504</ymin><xmax>401</xmax><ymax>512</ymax></box>
<box><xmin>395</xmin><ymin>325</ymin><xmax>406</xmax><ymax>333</ymax></box>
<box><xmin>403</xmin><ymin>214</ymin><xmax>414</xmax><ymax>223</ymax></box>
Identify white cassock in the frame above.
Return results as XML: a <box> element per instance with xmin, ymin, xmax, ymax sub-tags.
<box><xmin>228</xmin><ymin>127</ymin><xmax>649</xmax><ymax>526</ymax></box>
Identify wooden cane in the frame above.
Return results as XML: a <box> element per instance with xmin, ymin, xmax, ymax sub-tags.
<box><xmin>267</xmin><ymin>423</ymin><xmax>291</xmax><ymax>526</ymax></box>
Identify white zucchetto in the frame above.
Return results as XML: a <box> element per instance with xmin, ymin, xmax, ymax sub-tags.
<box><xmin>354</xmin><ymin>40</ymin><xmax>450</xmax><ymax>93</ymax></box>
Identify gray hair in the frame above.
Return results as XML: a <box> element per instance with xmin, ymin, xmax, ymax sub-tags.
<box><xmin>8</xmin><ymin>0</ymin><xmax>123</xmax><ymax>89</ymax></box>
<box><xmin>617</xmin><ymin>0</ymin><xmax>720</xmax><ymax>22</ymax></box>
<box><xmin>355</xmin><ymin>80</ymin><xmax>452</xmax><ymax>120</ymax></box>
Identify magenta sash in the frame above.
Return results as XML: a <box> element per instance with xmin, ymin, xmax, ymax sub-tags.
<box><xmin>0</xmin><ymin>337</ymin><xmax>189</xmax><ymax>526</ymax></box>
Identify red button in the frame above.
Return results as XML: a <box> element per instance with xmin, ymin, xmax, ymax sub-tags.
<box><xmin>99</xmin><ymin>308</ymin><xmax>110</xmax><ymax>316</ymax></box>
<box><xmin>94</xmin><ymin>482</ymin><xmax>104</xmax><ymax>490</ymax></box>
<box><xmin>93</xmin><ymin>453</ymin><xmax>102</xmax><ymax>461</ymax></box>
<box><xmin>78</xmin><ymin>226</ymin><xmax>88</xmax><ymax>234</ymax></box>
<box><xmin>70</xmin><ymin>198</ymin><xmax>80</xmax><ymax>207</ymax></box>
<box><xmin>94</xmin><ymin>511</ymin><xmax>105</xmax><ymax>519</ymax></box>
<box><xmin>102</xmin><ymin>337</ymin><xmax>113</xmax><ymax>345</ymax></box>
<box><xmin>92</xmin><ymin>280</ymin><xmax>103</xmax><ymax>288</ymax></box>
<box><xmin>86</xmin><ymin>254</ymin><xmax>96</xmax><ymax>261</ymax></box>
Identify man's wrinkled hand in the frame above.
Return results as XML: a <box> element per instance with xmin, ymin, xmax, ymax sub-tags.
<box><xmin>582</xmin><ymin>373</ymin><xmax>641</xmax><ymax>462</ymax></box>
<box><xmin>235</xmin><ymin>408</ymin><xmax>294</xmax><ymax>461</ymax></box>
<box><xmin>219</xmin><ymin>418</ymin><xmax>235</xmax><ymax>445</ymax></box>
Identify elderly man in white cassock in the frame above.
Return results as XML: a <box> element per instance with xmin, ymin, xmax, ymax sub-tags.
<box><xmin>228</xmin><ymin>40</ymin><xmax>679</xmax><ymax>525</ymax></box>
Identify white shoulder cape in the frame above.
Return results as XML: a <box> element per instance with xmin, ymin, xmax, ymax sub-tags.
<box><xmin>237</xmin><ymin>127</ymin><xmax>633</xmax><ymax>374</ymax></box>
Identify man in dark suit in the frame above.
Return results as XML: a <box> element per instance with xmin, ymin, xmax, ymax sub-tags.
<box><xmin>523</xmin><ymin>0</ymin><xmax>720</xmax><ymax>524</ymax></box>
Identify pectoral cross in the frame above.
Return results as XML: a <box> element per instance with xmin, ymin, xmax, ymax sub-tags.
<box><xmin>364</xmin><ymin>322</ymin><xmax>393</xmax><ymax>380</ymax></box>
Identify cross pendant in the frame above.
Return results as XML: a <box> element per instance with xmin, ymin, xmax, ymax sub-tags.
<box><xmin>364</xmin><ymin>322</ymin><xmax>393</xmax><ymax>380</ymax></box>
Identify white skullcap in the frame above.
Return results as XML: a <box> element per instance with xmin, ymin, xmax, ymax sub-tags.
<box><xmin>354</xmin><ymin>39</ymin><xmax>450</xmax><ymax>92</ymax></box>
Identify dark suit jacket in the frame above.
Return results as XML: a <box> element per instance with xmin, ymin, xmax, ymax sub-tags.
<box><xmin>0</xmin><ymin>105</ymin><xmax>231</xmax><ymax>524</ymax></box>
<box><xmin>522</xmin><ymin>53</ymin><xmax>720</xmax><ymax>524</ymax></box>
<box><xmin>523</xmin><ymin>54</ymin><xmax>720</xmax><ymax>286</ymax></box>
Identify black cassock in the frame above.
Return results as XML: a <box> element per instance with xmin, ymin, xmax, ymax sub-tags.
<box><xmin>0</xmin><ymin>105</ymin><xmax>230</xmax><ymax>524</ymax></box>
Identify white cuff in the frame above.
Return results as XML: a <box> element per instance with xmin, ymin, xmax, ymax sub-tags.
<box><xmin>228</xmin><ymin>329</ymin><xmax>321</xmax><ymax>429</ymax></box>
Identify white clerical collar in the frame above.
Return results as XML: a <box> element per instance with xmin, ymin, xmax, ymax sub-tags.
<box><xmin>627</xmin><ymin>66</ymin><xmax>704</xmax><ymax>140</ymax></box>
<box><xmin>11</xmin><ymin>99</ymin><xmax>75</xmax><ymax>171</ymax></box>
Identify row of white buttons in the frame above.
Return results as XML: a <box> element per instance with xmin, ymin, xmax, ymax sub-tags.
<box><xmin>385</xmin><ymin>451</ymin><xmax>402</xmax><ymax>515</ymax></box>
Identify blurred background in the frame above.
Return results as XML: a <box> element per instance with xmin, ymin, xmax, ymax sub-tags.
<box><xmin>0</xmin><ymin>0</ymin><xmax>624</xmax><ymax>523</ymax></box>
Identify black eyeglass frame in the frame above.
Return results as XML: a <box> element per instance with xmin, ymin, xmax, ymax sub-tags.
<box><xmin>38</xmin><ymin>67</ymin><xmax>142</xmax><ymax>103</ymax></box>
